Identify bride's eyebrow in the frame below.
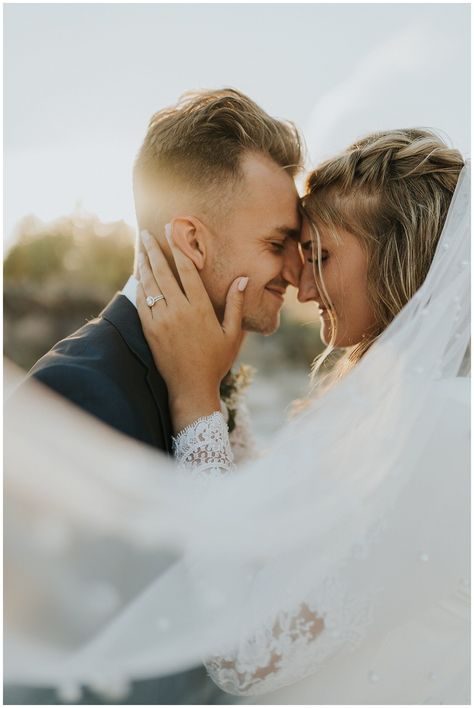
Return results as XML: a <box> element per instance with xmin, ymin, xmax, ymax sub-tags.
<box><xmin>301</xmin><ymin>240</ymin><xmax>328</xmax><ymax>251</ymax></box>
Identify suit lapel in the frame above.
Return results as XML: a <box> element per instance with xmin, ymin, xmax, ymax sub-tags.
<box><xmin>101</xmin><ymin>293</ymin><xmax>173</xmax><ymax>452</ymax></box>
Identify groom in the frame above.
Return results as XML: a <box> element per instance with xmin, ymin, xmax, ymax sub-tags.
<box><xmin>20</xmin><ymin>89</ymin><xmax>303</xmax><ymax>705</ymax></box>
<box><xmin>30</xmin><ymin>88</ymin><xmax>303</xmax><ymax>455</ymax></box>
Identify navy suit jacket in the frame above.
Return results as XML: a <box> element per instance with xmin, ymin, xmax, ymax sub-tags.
<box><xmin>30</xmin><ymin>293</ymin><xmax>173</xmax><ymax>453</ymax></box>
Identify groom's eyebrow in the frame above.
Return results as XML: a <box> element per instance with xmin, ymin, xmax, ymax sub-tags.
<box><xmin>272</xmin><ymin>226</ymin><xmax>301</xmax><ymax>240</ymax></box>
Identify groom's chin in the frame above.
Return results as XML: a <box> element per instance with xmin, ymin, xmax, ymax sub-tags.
<box><xmin>242</xmin><ymin>311</ymin><xmax>280</xmax><ymax>336</ymax></box>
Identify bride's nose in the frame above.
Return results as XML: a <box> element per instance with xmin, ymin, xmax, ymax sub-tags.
<box><xmin>297</xmin><ymin>262</ymin><xmax>319</xmax><ymax>303</ymax></box>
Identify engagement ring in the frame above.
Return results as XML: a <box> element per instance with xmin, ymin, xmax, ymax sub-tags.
<box><xmin>146</xmin><ymin>294</ymin><xmax>166</xmax><ymax>307</ymax></box>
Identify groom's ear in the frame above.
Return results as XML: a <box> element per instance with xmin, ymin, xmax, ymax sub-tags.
<box><xmin>171</xmin><ymin>217</ymin><xmax>207</xmax><ymax>270</ymax></box>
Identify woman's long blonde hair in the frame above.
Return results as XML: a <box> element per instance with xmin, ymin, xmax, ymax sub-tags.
<box><xmin>302</xmin><ymin>128</ymin><xmax>465</xmax><ymax>386</ymax></box>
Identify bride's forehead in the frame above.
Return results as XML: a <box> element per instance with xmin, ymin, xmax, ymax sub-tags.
<box><xmin>300</xmin><ymin>218</ymin><xmax>333</xmax><ymax>244</ymax></box>
<box><xmin>301</xmin><ymin>221</ymin><xmax>360</xmax><ymax>254</ymax></box>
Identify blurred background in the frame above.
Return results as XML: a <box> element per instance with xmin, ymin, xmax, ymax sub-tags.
<box><xmin>4</xmin><ymin>3</ymin><xmax>470</xmax><ymax>441</ymax></box>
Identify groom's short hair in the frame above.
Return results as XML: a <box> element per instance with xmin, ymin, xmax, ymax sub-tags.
<box><xmin>133</xmin><ymin>88</ymin><xmax>303</xmax><ymax>221</ymax></box>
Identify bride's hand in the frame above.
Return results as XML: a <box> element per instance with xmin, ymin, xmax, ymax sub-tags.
<box><xmin>136</xmin><ymin>228</ymin><xmax>248</xmax><ymax>433</ymax></box>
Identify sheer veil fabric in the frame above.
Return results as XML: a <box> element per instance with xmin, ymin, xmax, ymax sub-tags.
<box><xmin>4</xmin><ymin>164</ymin><xmax>470</xmax><ymax>704</ymax></box>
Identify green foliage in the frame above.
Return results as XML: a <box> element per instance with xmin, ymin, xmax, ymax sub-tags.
<box><xmin>4</xmin><ymin>213</ymin><xmax>134</xmax><ymax>289</ymax></box>
<box><xmin>4</xmin><ymin>212</ymin><xmax>135</xmax><ymax>370</ymax></box>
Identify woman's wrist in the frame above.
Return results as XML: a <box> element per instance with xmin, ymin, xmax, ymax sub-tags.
<box><xmin>169</xmin><ymin>389</ymin><xmax>221</xmax><ymax>436</ymax></box>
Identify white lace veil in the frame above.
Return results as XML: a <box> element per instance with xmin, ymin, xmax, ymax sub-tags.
<box><xmin>4</xmin><ymin>163</ymin><xmax>470</xmax><ymax>700</ymax></box>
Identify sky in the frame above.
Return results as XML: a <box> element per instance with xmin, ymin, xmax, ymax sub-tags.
<box><xmin>4</xmin><ymin>3</ymin><xmax>470</xmax><ymax>249</ymax></box>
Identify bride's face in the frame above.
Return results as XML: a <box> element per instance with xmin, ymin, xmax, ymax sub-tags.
<box><xmin>297</xmin><ymin>220</ymin><xmax>377</xmax><ymax>347</ymax></box>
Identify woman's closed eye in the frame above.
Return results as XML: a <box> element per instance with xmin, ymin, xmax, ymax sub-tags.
<box><xmin>308</xmin><ymin>250</ymin><xmax>328</xmax><ymax>265</ymax></box>
<box><xmin>300</xmin><ymin>239</ymin><xmax>328</xmax><ymax>265</ymax></box>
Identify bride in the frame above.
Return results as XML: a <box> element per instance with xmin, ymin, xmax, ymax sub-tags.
<box><xmin>5</xmin><ymin>128</ymin><xmax>470</xmax><ymax>704</ymax></box>
<box><xmin>135</xmin><ymin>127</ymin><xmax>470</xmax><ymax>703</ymax></box>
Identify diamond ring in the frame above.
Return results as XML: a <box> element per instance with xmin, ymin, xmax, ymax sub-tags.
<box><xmin>146</xmin><ymin>294</ymin><xmax>166</xmax><ymax>308</ymax></box>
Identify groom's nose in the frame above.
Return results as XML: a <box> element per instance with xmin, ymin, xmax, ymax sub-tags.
<box><xmin>281</xmin><ymin>239</ymin><xmax>303</xmax><ymax>287</ymax></box>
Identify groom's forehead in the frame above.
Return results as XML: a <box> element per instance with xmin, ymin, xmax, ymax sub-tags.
<box><xmin>228</xmin><ymin>163</ymin><xmax>301</xmax><ymax>236</ymax></box>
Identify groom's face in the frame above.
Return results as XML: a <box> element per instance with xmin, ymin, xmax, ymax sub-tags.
<box><xmin>202</xmin><ymin>152</ymin><xmax>302</xmax><ymax>335</ymax></box>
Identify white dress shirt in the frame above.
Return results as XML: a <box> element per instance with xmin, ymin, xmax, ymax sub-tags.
<box><xmin>121</xmin><ymin>275</ymin><xmax>139</xmax><ymax>307</ymax></box>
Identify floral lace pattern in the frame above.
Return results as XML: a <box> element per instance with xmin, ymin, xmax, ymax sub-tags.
<box><xmin>205</xmin><ymin>575</ymin><xmax>377</xmax><ymax>696</ymax></box>
<box><xmin>172</xmin><ymin>412</ymin><xmax>235</xmax><ymax>479</ymax></box>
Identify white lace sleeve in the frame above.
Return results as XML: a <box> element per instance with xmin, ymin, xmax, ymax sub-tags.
<box><xmin>172</xmin><ymin>412</ymin><xmax>235</xmax><ymax>478</ymax></box>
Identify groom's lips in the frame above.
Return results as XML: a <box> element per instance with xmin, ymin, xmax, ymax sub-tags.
<box><xmin>265</xmin><ymin>286</ymin><xmax>286</xmax><ymax>302</ymax></box>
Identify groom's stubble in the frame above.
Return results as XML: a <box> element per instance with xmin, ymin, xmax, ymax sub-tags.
<box><xmin>208</xmin><ymin>234</ymin><xmax>285</xmax><ymax>336</ymax></box>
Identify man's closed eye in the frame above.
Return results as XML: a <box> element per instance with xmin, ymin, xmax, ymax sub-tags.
<box><xmin>271</xmin><ymin>242</ymin><xmax>286</xmax><ymax>253</ymax></box>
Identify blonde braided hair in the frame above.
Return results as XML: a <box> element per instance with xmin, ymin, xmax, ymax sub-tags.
<box><xmin>302</xmin><ymin>128</ymin><xmax>465</xmax><ymax>384</ymax></box>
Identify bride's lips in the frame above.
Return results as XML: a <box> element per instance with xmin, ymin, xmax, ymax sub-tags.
<box><xmin>317</xmin><ymin>303</ymin><xmax>332</xmax><ymax>316</ymax></box>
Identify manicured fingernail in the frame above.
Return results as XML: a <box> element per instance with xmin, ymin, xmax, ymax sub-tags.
<box><xmin>164</xmin><ymin>223</ymin><xmax>173</xmax><ymax>246</ymax></box>
<box><xmin>238</xmin><ymin>277</ymin><xmax>249</xmax><ymax>292</ymax></box>
<box><xmin>137</xmin><ymin>252</ymin><xmax>144</xmax><ymax>264</ymax></box>
<box><xmin>141</xmin><ymin>229</ymin><xmax>151</xmax><ymax>242</ymax></box>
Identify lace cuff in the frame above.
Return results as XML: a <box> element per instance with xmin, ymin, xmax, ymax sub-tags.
<box><xmin>172</xmin><ymin>412</ymin><xmax>235</xmax><ymax>478</ymax></box>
